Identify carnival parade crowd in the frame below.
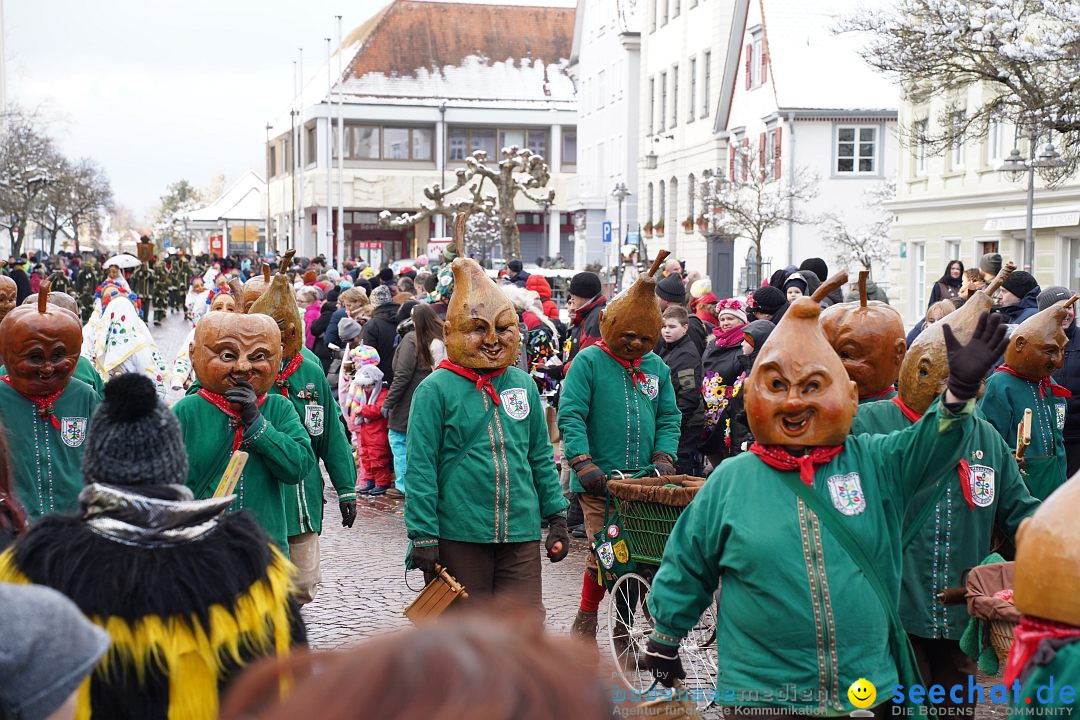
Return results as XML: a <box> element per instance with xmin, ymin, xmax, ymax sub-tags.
<box><xmin>0</xmin><ymin>239</ymin><xmax>1078</xmax><ymax>720</ymax></box>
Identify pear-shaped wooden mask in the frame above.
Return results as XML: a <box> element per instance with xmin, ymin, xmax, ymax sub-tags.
<box><xmin>0</xmin><ymin>281</ymin><xmax>82</xmax><ymax>397</ymax></box>
<box><xmin>444</xmin><ymin>214</ymin><xmax>520</xmax><ymax>370</ymax></box>
<box><xmin>820</xmin><ymin>271</ymin><xmax>907</xmax><ymax>400</ymax></box>
<box><xmin>242</xmin><ymin>261</ymin><xmax>277</xmax><ymax>314</ymax></box>
<box><xmin>1014</xmin><ymin>469</ymin><xmax>1080</xmax><ymax>625</ymax></box>
<box><xmin>599</xmin><ymin>250</ymin><xmax>669</xmax><ymax>361</ymax></box>
<box><xmin>744</xmin><ymin>296</ymin><xmax>858</xmax><ymax>446</ymax></box>
<box><xmin>248</xmin><ymin>259</ymin><xmax>303</xmax><ymax>361</ymax></box>
<box><xmin>899</xmin><ymin>262</ymin><xmax>1015</xmax><ymax>414</ymax></box>
<box><xmin>1003</xmin><ymin>296</ymin><xmax>1077</xmax><ymax>378</ymax></box>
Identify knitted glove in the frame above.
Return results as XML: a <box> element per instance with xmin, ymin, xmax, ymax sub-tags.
<box><xmin>943</xmin><ymin>312</ymin><xmax>1008</xmax><ymax>402</ymax></box>
<box><xmin>224</xmin><ymin>380</ymin><xmax>261</xmax><ymax>427</ymax></box>
<box><xmin>570</xmin><ymin>456</ymin><xmax>607</xmax><ymax>496</ymax></box>
<box><xmin>381</xmin><ymin>405</ymin><xmax>390</xmax><ymax>419</ymax></box>
<box><xmin>339</xmin><ymin>500</ymin><xmax>356</xmax><ymax>528</ymax></box>
<box><xmin>652</xmin><ymin>452</ymin><xmax>676</xmax><ymax>477</ymax></box>
<box><xmin>643</xmin><ymin>637</ymin><xmax>686</xmax><ymax>688</ymax></box>
<box><xmin>544</xmin><ymin>515</ymin><xmax>569</xmax><ymax>563</ymax></box>
<box><xmin>410</xmin><ymin>544</ymin><xmax>439</xmax><ymax>574</ymax></box>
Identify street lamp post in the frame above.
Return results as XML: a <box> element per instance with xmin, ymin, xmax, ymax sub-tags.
<box><xmin>538</xmin><ymin>196</ymin><xmax>552</xmax><ymax>263</ymax></box>
<box><xmin>999</xmin><ymin>130</ymin><xmax>1066</xmax><ymax>273</ymax></box>
<box><xmin>611</xmin><ymin>182</ymin><xmax>631</xmax><ymax>291</ymax></box>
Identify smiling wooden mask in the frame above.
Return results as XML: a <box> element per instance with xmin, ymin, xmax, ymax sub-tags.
<box><xmin>598</xmin><ymin>250</ymin><xmax>668</xmax><ymax>362</ymax></box>
<box><xmin>0</xmin><ymin>283</ymin><xmax>82</xmax><ymax>397</ymax></box>
<box><xmin>1003</xmin><ymin>297</ymin><xmax>1076</xmax><ymax>378</ymax></box>
<box><xmin>191</xmin><ymin>312</ymin><xmax>281</xmax><ymax>396</ymax></box>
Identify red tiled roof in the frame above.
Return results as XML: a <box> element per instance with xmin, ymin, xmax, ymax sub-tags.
<box><xmin>345</xmin><ymin>1</ymin><xmax>575</xmax><ymax>80</ymax></box>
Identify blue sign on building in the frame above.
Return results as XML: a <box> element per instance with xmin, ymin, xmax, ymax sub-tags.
<box><xmin>602</xmin><ymin>220</ymin><xmax>612</xmax><ymax>244</ymax></box>
<box><xmin>626</xmin><ymin>232</ymin><xmax>640</xmax><ymax>246</ymax></box>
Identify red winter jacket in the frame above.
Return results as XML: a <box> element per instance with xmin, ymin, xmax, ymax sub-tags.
<box><xmin>526</xmin><ymin>274</ymin><xmax>560</xmax><ymax>319</ymax></box>
<box><xmin>353</xmin><ymin>386</ymin><xmax>392</xmax><ymax>471</ymax></box>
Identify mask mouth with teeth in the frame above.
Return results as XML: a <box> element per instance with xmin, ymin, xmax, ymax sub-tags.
<box><xmin>191</xmin><ymin>312</ymin><xmax>282</xmax><ymax>396</ymax></box>
<box><xmin>0</xmin><ymin>275</ymin><xmax>16</xmax><ymax>324</ymax></box>
<box><xmin>744</xmin><ymin>297</ymin><xmax>857</xmax><ymax>448</ymax></box>
<box><xmin>0</xmin><ymin>282</ymin><xmax>83</xmax><ymax>397</ymax></box>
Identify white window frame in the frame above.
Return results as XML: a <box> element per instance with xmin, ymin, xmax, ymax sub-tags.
<box><xmin>702</xmin><ymin>50</ymin><xmax>711</xmax><ymax>118</ymax></box>
<box><xmin>688</xmin><ymin>56</ymin><xmax>696</xmax><ymax>124</ymax></box>
<box><xmin>950</xmin><ymin>112</ymin><xmax>965</xmax><ymax>170</ymax></box>
<box><xmin>659</xmin><ymin>71</ymin><xmax>667</xmax><ymax>131</ymax></box>
<box><xmin>648</xmin><ymin>77</ymin><xmax>656</xmax><ymax>135</ymax></box>
<box><xmin>671</xmin><ymin>64</ymin><xmax>679</xmax><ymax>127</ymax></box>
<box><xmin>988</xmin><ymin>115</ymin><xmax>1004</xmax><ymax>165</ymax></box>
<box><xmin>835</xmin><ymin>125</ymin><xmax>878</xmax><ymax>175</ymax></box>
<box><xmin>913</xmin><ymin>241</ymin><xmax>927</xmax><ymax>318</ymax></box>
<box><xmin>914</xmin><ymin>119</ymin><xmax>928</xmax><ymax>176</ymax></box>
<box><xmin>750</xmin><ymin>32</ymin><xmax>763</xmax><ymax>88</ymax></box>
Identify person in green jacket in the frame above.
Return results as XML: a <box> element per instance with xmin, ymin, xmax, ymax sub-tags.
<box><xmin>173</xmin><ymin>311</ymin><xmax>315</xmax><ymax>555</ymax></box>
<box><xmin>0</xmin><ymin>285</ymin><xmax>99</xmax><ymax>520</ymax></box>
<box><xmin>979</xmin><ymin>298</ymin><xmax>1073</xmax><ymax>500</ymax></box>
<box><xmin>642</xmin><ymin>297</ymin><xmax>1009</xmax><ymax>718</ymax></box>
<box><xmin>557</xmin><ymin>261</ymin><xmax>682</xmax><ymax>641</ymax></box>
<box><xmin>249</xmin><ymin>270</ymin><xmax>357</xmax><ymax>604</ymax></box>
<box><xmin>404</xmin><ymin>241</ymin><xmax>568</xmax><ymax>613</ymax></box>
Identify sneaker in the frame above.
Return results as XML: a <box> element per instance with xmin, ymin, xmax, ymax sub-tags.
<box><xmin>368</xmin><ymin>484</ymin><xmax>390</xmax><ymax>496</ymax></box>
<box><xmin>356</xmin><ymin>480</ymin><xmax>376</xmax><ymax>495</ymax></box>
<box><xmin>571</xmin><ymin>524</ymin><xmax>586</xmax><ymax>539</ymax></box>
<box><xmin>385</xmin><ymin>488</ymin><xmax>405</xmax><ymax>499</ymax></box>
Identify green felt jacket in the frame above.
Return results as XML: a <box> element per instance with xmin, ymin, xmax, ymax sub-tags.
<box><xmin>978</xmin><ymin>370</ymin><xmax>1067</xmax><ymax>500</ymax></box>
<box><xmin>557</xmin><ymin>346</ymin><xmax>681</xmax><ymax>492</ymax></box>
<box><xmin>1014</xmin><ymin>637</ymin><xmax>1080</xmax><ymax>709</ymax></box>
<box><xmin>404</xmin><ymin>366</ymin><xmax>567</xmax><ymax>547</ymax></box>
<box><xmin>0</xmin><ymin>379</ymin><xmax>99</xmax><ymax>521</ymax></box>
<box><xmin>173</xmin><ymin>392</ymin><xmax>314</xmax><ymax>554</ymax></box>
<box><xmin>852</xmin><ymin>399</ymin><xmax>1039</xmax><ymax>640</ymax></box>
<box><xmin>858</xmin><ymin>387</ymin><xmax>896</xmax><ymax>405</ymax></box>
<box><xmin>270</xmin><ymin>356</ymin><xmax>356</xmax><ymax>536</ymax></box>
<box><xmin>647</xmin><ymin>400</ymin><xmax>975</xmax><ymax>716</ymax></box>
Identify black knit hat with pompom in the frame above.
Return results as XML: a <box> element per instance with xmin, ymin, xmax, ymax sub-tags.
<box><xmin>82</xmin><ymin>373</ymin><xmax>187</xmax><ymax>486</ymax></box>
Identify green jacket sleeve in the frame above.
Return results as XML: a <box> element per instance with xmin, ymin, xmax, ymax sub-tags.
<box><xmin>992</xmin><ymin>435</ymin><xmax>1040</xmax><ymax>536</ymax></box>
<box><xmin>527</xmin><ymin>384</ymin><xmax>568</xmax><ymax>519</ymax></box>
<box><xmin>316</xmin><ymin>375</ymin><xmax>357</xmax><ymax>501</ymax></box>
<box><xmin>557</xmin><ymin>353</ymin><xmax>594</xmax><ymax>460</ymax></box>
<box><xmin>241</xmin><ymin>398</ymin><xmax>314</xmax><ymax>485</ymax></box>
<box><xmin>977</xmin><ymin>381</ymin><xmax>1014</xmax><ymax>448</ymax></box>
<box><xmin>647</xmin><ymin>472</ymin><xmax>725</xmax><ymax>646</ymax></box>
<box><xmin>404</xmin><ymin>379</ymin><xmax>442</xmax><ymax>543</ymax></box>
<box><xmin>652</xmin><ymin>367</ymin><xmax>682</xmax><ymax>458</ymax></box>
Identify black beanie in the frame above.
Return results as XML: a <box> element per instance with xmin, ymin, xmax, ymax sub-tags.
<box><xmin>378</xmin><ymin>267</ymin><xmax>394</xmax><ymax>283</ymax></box>
<box><xmin>799</xmin><ymin>258</ymin><xmax>829</xmax><ymax>284</ymax></box>
<box><xmin>508</xmin><ymin>259</ymin><xmax>523</xmax><ymax>273</ymax></box>
<box><xmin>1037</xmin><ymin>285</ymin><xmax>1071</xmax><ymax>311</ymax></box>
<box><xmin>1001</xmin><ymin>270</ymin><xmax>1038</xmax><ymax>300</ymax></box>
<box><xmin>83</xmin><ymin>374</ymin><xmax>187</xmax><ymax>487</ymax></box>
<box><xmin>568</xmin><ymin>272</ymin><xmax>601</xmax><ymax>299</ymax></box>
<box><xmin>979</xmin><ymin>253</ymin><xmax>1002</xmax><ymax>276</ymax></box>
<box><xmin>783</xmin><ymin>273</ymin><xmax>809</xmax><ymax>295</ymax></box>
<box><xmin>752</xmin><ymin>285</ymin><xmax>786</xmax><ymax>315</ymax></box>
<box><xmin>656</xmin><ymin>273</ymin><xmax>686</xmax><ymax>303</ymax></box>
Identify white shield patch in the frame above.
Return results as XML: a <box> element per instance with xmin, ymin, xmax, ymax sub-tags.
<box><xmin>969</xmin><ymin>464</ymin><xmax>995</xmax><ymax>507</ymax></box>
<box><xmin>1057</xmin><ymin>402</ymin><xmax>1066</xmax><ymax>431</ymax></box>
<box><xmin>826</xmin><ymin>472</ymin><xmax>867</xmax><ymax>516</ymax></box>
<box><xmin>499</xmin><ymin>388</ymin><xmax>530</xmax><ymax>420</ymax></box>
<box><xmin>640</xmin><ymin>374</ymin><xmax>660</xmax><ymax>400</ymax></box>
<box><xmin>60</xmin><ymin>417</ymin><xmax>87</xmax><ymax>448</ymax></box>
<box><xmin>304</xmin><ymin>404</ymin><xmax>325</xmax><ymax>436</ymax></box>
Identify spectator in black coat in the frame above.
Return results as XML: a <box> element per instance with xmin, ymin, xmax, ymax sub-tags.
<box><xmin>799</xmin><ymin>258</ymin><xmax>842</xmax><ymax>307</ymax></box>
<box><xmin>1042</xmin><ymin>286</ymin><xmax>1080</xmax><ymax>476</ymax></box>
<box><xmin>655</xmin><ymin>272</ymin><xmax>709</xmax><ymax>356</ymax></box>
<box><xmin>359</xmin><ymin>285</ymin><xmax>400</xmax><ymax>383</ymax></box>
<box><xmin>657</xmin><ymin>306</ymin><xmax>704</xmax><ymax>476</ymax></box>
<box><xmin>5</xmin><ymin>259</ymin><xmax>31</xmax><ymax>305</ymax></box>
<box><xmin>505</xmin><ymin>259</ymin><xmax>530</xmax><ymax>288</ymax></box>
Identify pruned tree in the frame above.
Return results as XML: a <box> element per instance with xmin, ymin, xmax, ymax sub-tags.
<box><xmin>821</xmin><ymin>179</ymin><xmax>894</xmax><ymax>277</ymax></box>
<box><xmin>35</xmin><ymin>157</ymin><xmax>114</xmax><ymax>255</ymax></box>
<box><xmin>843</xmin><ymin>0</ymin><xmax>1080</xmax><ymax>164</ymax></box>
<box><xmin>380</xmin><ymin>146</ymin><xmax>554</xmax><ymax>260</ymax></box>
<box><xmin>464</xmin><ymin>210</ymin><xmax>502</xmax><ymax>266</ymax></box>
<box><xmin>0</xmin><ymin>106</ymin><xmax>65</xmax><ymax>257</ymax></box>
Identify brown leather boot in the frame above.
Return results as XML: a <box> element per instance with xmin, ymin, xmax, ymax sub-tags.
<box><xmin>570</xmin><ymin>609</ymin><xmax>598</xmax><ymax>638</ymax></box>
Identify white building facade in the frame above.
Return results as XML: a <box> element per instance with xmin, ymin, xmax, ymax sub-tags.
<box><xmin>567</xmin><ymin>0</ymin><xmax>641</xmax><ymax>272</ymax></box>
<box><xmin>265</xmin><ymin>0</ymin><xmax>578</xmax><ymax>268</ymax></box>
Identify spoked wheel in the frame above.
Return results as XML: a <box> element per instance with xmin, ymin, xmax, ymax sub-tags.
<box><xmin>680</xmin><ymin>598</ymin><xmax>718</xmax><ymax>708</ymax></box>
<box><xmin>607</xmin><ymin>572</ymin><xmax>655</xmax><ymax>695</ymax></box>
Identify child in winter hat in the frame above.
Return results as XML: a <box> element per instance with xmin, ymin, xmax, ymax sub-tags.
<box><xmin>344</xmin><ymin>362</ymin><xmax>393</xmax><ymax>495</ymax></box>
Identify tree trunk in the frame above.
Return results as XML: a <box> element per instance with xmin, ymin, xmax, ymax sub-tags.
<box><xmin>49</xmin><ymin>229</ymin><xmax>58</xmax><ymax>256</ymax></box>
<box><xmin>12</xmin><ymin>224</ymin><xmax>25</xmax><ymax>258</ymax></box>
<box><xmin>496</xmin><ymin>183</ymin><xmax>521</xmax><ymax>261</ymax></box>
<box><xmin>73</xmin><ymin>225</ymin><xmax>80</xmax><ymax>255</ymax></box>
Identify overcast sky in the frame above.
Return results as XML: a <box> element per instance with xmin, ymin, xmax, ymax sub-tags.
<box><xmin>6</xmin><ymin>0</ymin><xmax>394</xmax><ymax>220</ymax></box>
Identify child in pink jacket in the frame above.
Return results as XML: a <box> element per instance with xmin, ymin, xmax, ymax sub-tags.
<box><xmin>342</xmin><ymin>351</ymin><xmax>393</xmax><ymax>495</ymax></box>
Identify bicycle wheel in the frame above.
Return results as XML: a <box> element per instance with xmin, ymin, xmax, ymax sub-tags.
<box><xmin>607</xmin><ymin>572</ymin><xmax>655</xmax><ymax>695</ymax></box>
<box><xmin>680</xmin><ymin>598</ymin><xmax>719</xmax><ymax>709</ymax></box>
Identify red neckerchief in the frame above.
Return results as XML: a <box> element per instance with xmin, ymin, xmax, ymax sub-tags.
<box><xmin>197</xmin><ymin>388</ymin><xmax>268</xmax><ymax>450</ymax></box>
<box><xmin>1</xmin><ymin>376</ymin><xmax>63</xmax><ymax>430</ymax></box>
<box><xmin>859</xmin><ymin>385</ymin><xmax>896</xmax><ymax>402</ymax></box>
<box><xmin>596</xmin><ymin>340</ymin><xmax>647</xmax><ymax>385</ymax></box>
<box><xmin>436</xmin><ymin>360</ymin><xmax>507</xmax><ymax>405</ymax></box>
<box><xmin>891</xmin><ymin>396</ymin><xmax>974</xmax><ymax>510</ymax></box>
<box><xmin>1004</xmin><ymin>616</ymin><xmax>1080</xmax><ymax>685</ymax></box>
<box><xmin>994</xmin><ymin>365</ymin><xmax>1072</xmax><ymax>399</ymax></box>
<box><xmin>748</xmin><ymin>442</ymin><xmax>844</xmax><ymax>486</ymax></box>
<box><xmin>275</xmin><ymin>353</ymin><xmax>304</xmax><ymax>398</ymax></box>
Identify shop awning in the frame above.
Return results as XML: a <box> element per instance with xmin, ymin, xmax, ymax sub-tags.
<box><xmin>983</xmin><ymin>205</ymin><xmax>1080</xmax><ymax>232</ymax></box>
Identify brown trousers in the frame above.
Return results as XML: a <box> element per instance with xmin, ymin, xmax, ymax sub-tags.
<box><xmin>424</xmin><ymin>539</ymin><xmax>544</xmax><ymax>615</ymax></box>
<box><xmin>909</xmin><ymin>634</ymin><xmax>978</xmax><ymax>711</ymax></box>
<box><xmin>577</xmin><ymin>491</ymin><xmax>610</xmax><ymax>573</ymax></box>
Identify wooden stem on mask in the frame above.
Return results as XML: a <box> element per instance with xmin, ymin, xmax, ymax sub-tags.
<box><xmin>37</xmin><ymin>280</ymin><xmax>52</xmax><ymax>313</ymax></box>
<box><xmin>262</xmin><ymin>264</ymin><xmax>271</xmax><ymax>283</ymax></box>
<box><xmin>453</xmin><ymin>212</ymin><xmax>469</xmax><ymax>259</ymax></box>
<box><xmin>647</xmin><ymin>249</ymin><xmax>670</xmax><ymax>278</ymax></box>
<box><xmin>1065</xmin><ymin>295</ymin><xmax>1080</xmax><ymax>310</ymax></box>
<box><xmin>984</xmin><ymin>260</ymin><xmax>1017</xmax><ymax>297</ymax></box>
<box><xmin>811</xmin><ymin>271</ymin><xmax>848</xmax><ymax>303</ymax></box>
<box><xmin>279</xmin><ymin>250</ymin><xmax>295</xmax><ymax>275</ymax></box>
<box><xmin>858</xmin><ymin>271</ymin><xmax>869</xmax><ymax>307</ymax></box>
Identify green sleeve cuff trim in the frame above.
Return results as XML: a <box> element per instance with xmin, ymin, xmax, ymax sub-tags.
<box><xmin>938</xmin><ymin>397</ymin><xmax>975</xmax><ymax>428</ymax></box>
<box><xmin>412</xmin><ymin>538</ymin><xmax>439</xmax><ymax>547</ymax></box>
<box><xmin>240</xmin><ymin>415</ymin><xmax>268</xmax><ymax>445</ymax></box>
<box><xmin>338</xmin><ymin>493</ymin><xmax>356</xmax><ymax>502</ymax></box>
<box><xmin>649</xmin><ymin>630</ymin><xmax>681</xmax><ymax>647</ymax></box>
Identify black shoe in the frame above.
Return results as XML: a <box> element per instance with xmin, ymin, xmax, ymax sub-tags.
<box><xmin>368</xmin><ymin>485</ymin><xmax>389</xmax><ymax>496</ymax></box>
<box><xmin>356</xmin><ymin>480</ymin><xmax>375</xmax><ymax>495</ymax></box>
<box><xmin>571</xmin><ymin>524</ymin><xmax>586</xmax><ymax>539</ymax></box>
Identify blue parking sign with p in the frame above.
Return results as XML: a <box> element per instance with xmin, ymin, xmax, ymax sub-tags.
<box><xmin>602</xmin><ymin>221</ymin><xmax>612</xmax><ymax>243</ymax></box>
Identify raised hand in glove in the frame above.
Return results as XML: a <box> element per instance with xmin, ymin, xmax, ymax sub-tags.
<box><xmin>943</xmin><ymin>311</ymin><xmax>1008</xmax><ymax>402</ymax></box>
<box><xmin>224</xmin><ymin>380</ymin><xmax>262</xmax><ymax>427</ymax></box>
<box><xmin>652</xmin><ymin>452</ymin><xmax>676</xmax><ymax>477</ymax></box>
<box><xmin>643</xmin><ymin>637</ymin><xmax>686</xmax><ymax>688</ymax></box>
<box><xmin>545</xmin><ymin>515</ymin><xmax>569</xmax><ymax>562</ymax></box>
<box><xmin>410</xmin><ymin>544</ymin><xmax>439</xmax><ymax>574</ymax></box>
<box><xmin>570</xmin><ymin>455</ymin><xmax>607</xmax><ymax>495</ymax></box>
<box><xmin>339</xmin><ymin>500</ymin><xmax>357</xmax><ymax>528</ymax></box>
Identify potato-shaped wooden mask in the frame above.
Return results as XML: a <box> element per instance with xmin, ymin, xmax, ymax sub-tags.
<box><xmin>0</xmin><ymin>275</ymin><xmax>17</xmax><ymax>323</ymax></box>
<box><xmin>599</xmin><ymin>251</ymin><xmax>668</xmax><ymax>361</ymax></box>
<box><xmin>248</xmin><ymin>264</ymin><xmax>303</xmax><ymax>361</ymax></box>
<box><xmin>192</xmin><ymin>312</ymin><xmax>281</xmax><ymax>396</ymax></box>
<box><xmin>0</xmin><ymin>283</ymin><xmax>82</xmax><ymax>397</ymax></box>
<box><xmin>1004</xmin><ymin>297</ymin><xmax>1076</xmax><ymax>378</ymax></box>
<box><xmin>1014</xmin><ymin>470</ymin><xmax>1080</xmax><ymax>626</ymax></box>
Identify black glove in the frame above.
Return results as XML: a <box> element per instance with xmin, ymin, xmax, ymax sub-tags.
<box><xmin>381</xmin><ymin>405</ymin><xmax>390</xmax><ymax>419</ymax></box>
<box><xmin>643</xmin><ymin>637</ymin><xmax>685</xmax><ymax>688</ymax></box>
<box><xmin>943</xmin><ymin>311</ymin><xmax>1008</xmax><ymax>401</ymax></box>
<box><xmin>571</xmin><ymin>456</ymin><xmax>607</xmax><ymax>496</ymax></box>
<box><xmin>340</xmin><ymin>500</ymin><xmax>356</xmax><ymax>528</ymax></box>
<box><xmin>224</xmin><ymin>380</ymin><xmax>261</xmax><ymax>427</ymax></box>
<box><xmin>410</xmin><ymin>544</ymin><xmax>439</xmax><ymax>574</ymax></box>
<box><xmin>652</xmin><ymin>452</ymin><xmax>676</xmax><ymax>477</ymax></box>
<box><xmin>544</xmin><ymin>515</ymin><xmax>569</xmax><ymax>562</ymax></box>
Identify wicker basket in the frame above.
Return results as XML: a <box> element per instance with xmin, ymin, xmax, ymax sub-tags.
<box><xmin>989</xmin><ymin>619</ymin><xmax>1017</xmax><ymax>665</ymax></box>
<box><xmin>607</xmin><ymin>475</ymin><xmax>705</xmax><ymax>566</ymax></box>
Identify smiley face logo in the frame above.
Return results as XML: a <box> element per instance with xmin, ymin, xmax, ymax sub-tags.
<box><xmin>847</xmin><ymin>678</ymin><xmax>876</xmax><ymax>709</ymax></box>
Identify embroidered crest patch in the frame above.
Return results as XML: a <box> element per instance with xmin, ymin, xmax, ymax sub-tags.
<box><xmin>640</xmin><ymin>374</ymin><xmax>660</xmax><ymax>400</ymax></box>
<box><xmin>826</xmin><ymin>472</ymin><xmax>866</xmax><ymax>516</ymax></box>
<box><xmin>596</xmin><ymin>541</ymin><xmax>616</xmax><ymax>570</ymax></box>
<box><xmin>499</xmin><ymin>388</ymin><xmax>530</xmax><ymax>420</ymax></box>
<box><xmin>969</xmin><ymin>464</ymin><xmax>995</xmax><ymax>507</ymax></box>
<box><xmin>304</xmin><ymin>404</ymin><xmax>325</xmax><ymax>436</ymax></box>
<box><xmin>60</xmin><ymin>417</ymin><xmax>87</xmax><ymax>448</ymax></box>
<box><xmin>1057</xmin><ymin>402</ymin><xmax>1067</xmax><ymax>431</ymax></box>
<box><xmin>613</xmin><ymin>539</ymin><xmax>630</xmax><ymax>564</ymax></box>
<box><xmin>607</xmin><ymin>524</ymin><xmax>619</xmax><ymax>539</ymax></box>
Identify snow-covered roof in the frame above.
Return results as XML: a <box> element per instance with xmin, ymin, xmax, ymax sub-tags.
<box><xmin>765</xmin><ymin>0</ymin><xmax>897</xmax><ymax>112</ymax></box>
<box><xmin>180</xmin><ymin>171</ymin><xmax>265</xmax><ymax>225</ymax></box>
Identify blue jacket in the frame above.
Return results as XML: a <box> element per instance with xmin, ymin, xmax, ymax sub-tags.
<box><xmin>1053</xmin><ymin>324</ymin><xmax>1080</xmax><ymax>441</ymax></box>
<box><xmin>996</xmin><ymin>285</ymin><xmax>1041</xmax><ymax>325</ymax></box>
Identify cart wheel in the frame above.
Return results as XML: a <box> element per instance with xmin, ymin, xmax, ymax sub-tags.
<box><xmin>680</xmin><ymin>598</ymin><xmax>718</xmax><ymax>709</ymax></box>
<box><xmin>607</xmin><ymin>572</ymin><xmax>655</xmax><ymax>695</ymax></box>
